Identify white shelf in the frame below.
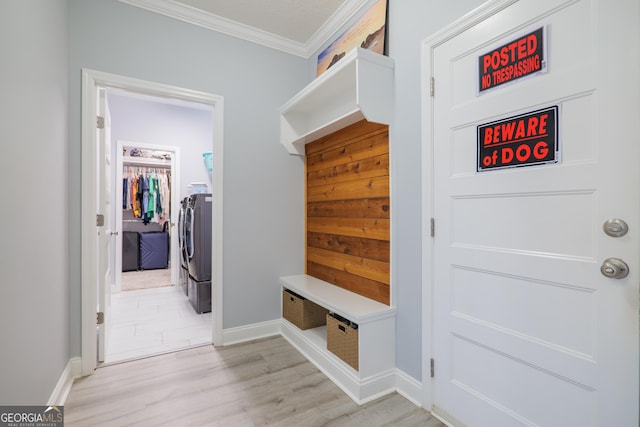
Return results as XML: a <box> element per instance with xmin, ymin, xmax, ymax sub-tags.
<box><xmin>280</xmin><ymin>274</ymin><xmax>396</xmax><ymax>404</ymax></box>
<box><xmin>280</xmin><ymin>48</ymin><xmax>394</xmax><ymax>155</ymax></box>
<box><xmin>280</xmin><ymin>274</ymin><xmax>394</xmax><ymax>324</ymax></box>
<box><xmin>123</xmin><ymin>155</ymin><xmax>171</xmax><ymax>167</ymax></box>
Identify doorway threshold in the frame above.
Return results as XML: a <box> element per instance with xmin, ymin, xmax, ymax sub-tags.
<box><xmin>99</xmin><ymin>342</ymin><xmax>213</xmax><ymax>368</ymax></box>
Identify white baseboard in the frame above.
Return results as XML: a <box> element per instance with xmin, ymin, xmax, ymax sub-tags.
<box><xmin>395</xmin><ymin>368</ymin><xmax>424</xmax><ymax>408</ymax></box>
<box><xmin>48</xmin><ymin>357</ymin><xmax>81</xmax><ymax>406</ymax></box>
<box><xmin>221</xmin><ymin>319</ymin><xmax>281</xmax><ymax>346</ymax></box>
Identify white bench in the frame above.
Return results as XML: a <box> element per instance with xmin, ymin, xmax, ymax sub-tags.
<box><xmin>280</xmin><ymin>274</ymin><xmax>396</xmax><ymax>404</ymax></box>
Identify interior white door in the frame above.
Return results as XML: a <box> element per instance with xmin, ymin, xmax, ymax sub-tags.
<box><xmin>97</xmin><ymin>88</ymin><xmax>113</xmax><ymax>363</ymax></box>
<box><xmin>430</xmin><ymin>0</ymin><xmax>639</xmax><ymax>425</ymax></box>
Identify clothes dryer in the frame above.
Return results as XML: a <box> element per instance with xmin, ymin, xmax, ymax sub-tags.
<box><xmin>185</xmin><ymin>193</ymin><xmax>212</xmax><ymax>313</ymax></box>
<box><xmin>178</xmin><ymin>197</ymin><xmax>190</xmax><ymax>295</ymax></box>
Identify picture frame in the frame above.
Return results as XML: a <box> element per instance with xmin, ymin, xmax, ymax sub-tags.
<box><xmin>316</xmin><ymin>0</ymin><xmax>388</xmax><ymax>77</ymax></box>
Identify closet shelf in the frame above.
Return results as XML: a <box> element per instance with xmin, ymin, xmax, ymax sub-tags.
<box><xmin>123</xmin><ymin>155</ymin><xmax>171</xmax><ymax>167</ymax></box>
<box><xmin>280</xmin><ymin>48</ymin><xmax>394</xmax><ymax>156</ymax></box>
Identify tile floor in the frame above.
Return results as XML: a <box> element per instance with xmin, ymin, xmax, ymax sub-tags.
<box><xmin>105</xmin><ymin>282</ymin><xmax>212</xmax><ymax>364</ymax></box>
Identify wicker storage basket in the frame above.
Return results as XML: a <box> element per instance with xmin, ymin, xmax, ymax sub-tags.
<box><xmin>326</xmin><ymin>313</ymin><xmax>359</xmax><ymax>371</ymax></box>
<box><xmin>282</xmin><ymin>289</ymin><xmax>328</xmax><ymax>330</ymax></box>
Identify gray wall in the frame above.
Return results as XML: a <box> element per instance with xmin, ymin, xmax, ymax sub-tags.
<box><xmin>0</xmin><ymin>0</ymin><xmax>69</xmax><ymax>404</ymax></box>
<box><xmin>0</xmin><ymin>0</ymin><xmax>494</xmax><ymax>403</ymax></box>
<box><xmin>84</xmin><ymin>0</ymin><xmax>490</xmax><ymax>386</ymax></box>
<box><xmin>68</xmin><ymin>0</ymin><xmax>308</xmax><ymax>356</ymax></box>
<box><xmin>308</xmin><ymin>0</ymin><xmax>486</xmax><ymax>381</ymax></box>
<box><xmin>107</xmin><ymin>93</ymin><xmax>213</xmax><ymax>199</ymax></box>
<box><xmin>386</xmin><ymin>0</ymin><xmax>486</xmax><ymax>380</ymax></box>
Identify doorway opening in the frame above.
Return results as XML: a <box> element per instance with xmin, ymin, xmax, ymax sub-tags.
<box><xmin>81</xmin><ymin>69</ymin><xmax>224</xmax><ymax>375</ymax></box>
<box><xmin>106</xmin><ymin>132</ymin><xmax>213</xmax><ymax>364</ymax></box>
<box><xmin>115</xmin><ymin>139</ymin><xmax>180</xmax><ymax>295</ymax></box>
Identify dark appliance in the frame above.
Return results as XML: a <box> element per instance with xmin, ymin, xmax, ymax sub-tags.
<box><xmin>185</xmin><ymin>193</ymin><xmax>212</xmax><ymax>313</ymax></box>
<box><xmin>178</xmin><ymin>197</ymin><xmax>190</xmax><ymax>295</ymax></box>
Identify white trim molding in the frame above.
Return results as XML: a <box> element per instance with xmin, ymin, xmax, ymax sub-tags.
<box><xmin>304</xmin><ymin>0</ymin><xmax>370</xmax><ymax>58</ymax></box>
<box><xmin>117</xmin><ymin>0</ymin><xmax>369</xmax><ymax>58</ymax></box>
<box><xmin>395</xmin><ymin>368</ymin><xmax>424</xmax><ymax>408</ymax></box>
<box><xmin>48</xmin><ymin>358</ymin><xmax>81</xmax><ymax>406</ymax></box>
<box><xmin>222</xmin><ymin>320</ymin><xmax>282</xmax><ymax>347</ymax></box>
<box><xmin>81</xmin><ymin>68</ymin><xmax>224</xmax><ymax>375</ymax></box>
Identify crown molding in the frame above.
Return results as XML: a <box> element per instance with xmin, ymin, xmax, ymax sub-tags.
<box><xmin>117</xmin><ymin>0</ymin><xmax>369</xmax><ymax>58</ymax></box>
<box><xmin>117</xmin><ymin>0</ymin><xmax>306</xmax><ymax>56</ymax></box>
<box><xmin>305</xmin><ymin>0</ymin><xmax>370</xmax><ymax>58</ymax></box>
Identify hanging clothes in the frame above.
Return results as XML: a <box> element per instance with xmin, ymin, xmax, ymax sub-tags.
<box><xmin>155</xmin><ymin>175</ymin><xmax>163</xmax><ymax>217</ymax></box>
<box><xmin>158</xmin><ymin>171</ymin><xmax>170</xmax><ymax>220</ymax></box>
<box><xmin>147</xmin><ymin>174</ymin><xmax>155</xmax><ymax>222</ymax></box>
<box><xmin>126</xmin><ymin>168</ymin><xmax>133</xmax><ymax>211</ymax></box>
<box><xmin>134</xmin><ymin>174</ymin><xmax>142</xmax><ymax>218</ymax></box>
<box><xmin>122</xmin><ymin>178</ymin><xmax>128</xmax><ymax>210</ymax></box>
<box><xmin>142</xmin><ymin>174</ymin><xmax>150</xmax><ymax>224</ymax></box>
<box><xmin>129</xmin><ymin>172</ymin><xmax>139</xmax><ymax>217</ymax></box>
<box><xmin>122</xmin><ymin>163</ymin><xmax>171</xmax><ymax>225</ymax></box>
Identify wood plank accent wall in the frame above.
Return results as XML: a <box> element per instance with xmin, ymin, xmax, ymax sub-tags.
<box><xmin>305</xmin><ymin>120</ymin><xmax>390</xmax><ymax>305</ymax></box>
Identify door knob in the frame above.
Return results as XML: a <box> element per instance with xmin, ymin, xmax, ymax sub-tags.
<box><xmin>109</xmin><ymin>231</ymin><xmax>119</xmax><ymax>236</ymax></box>
<box><xmin>600</xmin><ymin>258</ymin><xmax>629</xmax><ymax>279</ymax></box>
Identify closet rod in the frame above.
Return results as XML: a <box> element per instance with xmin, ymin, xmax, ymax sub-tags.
<box><xmin>124</xmin><ymin>167</ymin><xmax>170</xmax><ymax>172</ymax></box>
<box><xmin>124</xmin><ymin>162</ymin><xmax>171</xmax><ymax>168</ymax></box>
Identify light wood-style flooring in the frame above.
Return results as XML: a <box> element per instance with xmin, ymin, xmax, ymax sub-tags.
<box><xmin>65</xmin><ymin>336</ymin><xmax>444</xmax><ymax>426</ymax></box>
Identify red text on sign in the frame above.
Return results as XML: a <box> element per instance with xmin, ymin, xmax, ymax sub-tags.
<box><xmin>483</xmin><ymin>113</ymin><xmax>549</xmax><ymax>146</ymax></box>
<box><xmin>482</xmin><ymin>34</ymin><xmax>538</xmax><ymax>74</ymax></box>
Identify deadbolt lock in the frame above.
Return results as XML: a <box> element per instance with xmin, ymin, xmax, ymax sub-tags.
<box><xmin>603</xmin><ymin>218</ymin><xmax>629</xmax><ymax>237</ymax></box>
<box><xmin>600</xmin><ymin>258</ymin><xmax>629</xmax><ymax>279</ymax></box>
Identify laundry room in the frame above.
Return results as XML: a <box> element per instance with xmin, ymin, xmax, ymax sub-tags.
<box><xmin>104</xmin><ymin>89</ymin><xmax>215</xmax><ymax>363</ymax></box>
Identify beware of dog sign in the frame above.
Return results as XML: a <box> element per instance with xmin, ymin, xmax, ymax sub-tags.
<box><xmin>477</xmin><ymin>106</ymin><xmax>559</xmax><ymax>172</ymax></box>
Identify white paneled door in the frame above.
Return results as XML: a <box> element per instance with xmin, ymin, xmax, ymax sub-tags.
<box><xmin>97</xmin><ymin>88</ymin><xmax>112</xmax><ymax>363</ymax></box>
<box><xmin>428</xmin><ymin>0</ymin><xmax>639</xmax><ymax>425</ymax></box>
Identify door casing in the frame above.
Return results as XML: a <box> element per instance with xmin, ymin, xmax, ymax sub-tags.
<box><xmin>81</xmin><ymin>68</ymin><xmax>224</xmax><ymax>375</ymax></box>
<box><xmin>421</xmin><ymin>1</ymin><xmax>522</xmax><ymax>410</ymax></box>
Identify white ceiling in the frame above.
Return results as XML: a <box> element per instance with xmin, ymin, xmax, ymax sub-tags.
<box><xmin>117</xmin><ymin>0</ymin><xmax>370</xmax><ymax>58</ymax></box>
